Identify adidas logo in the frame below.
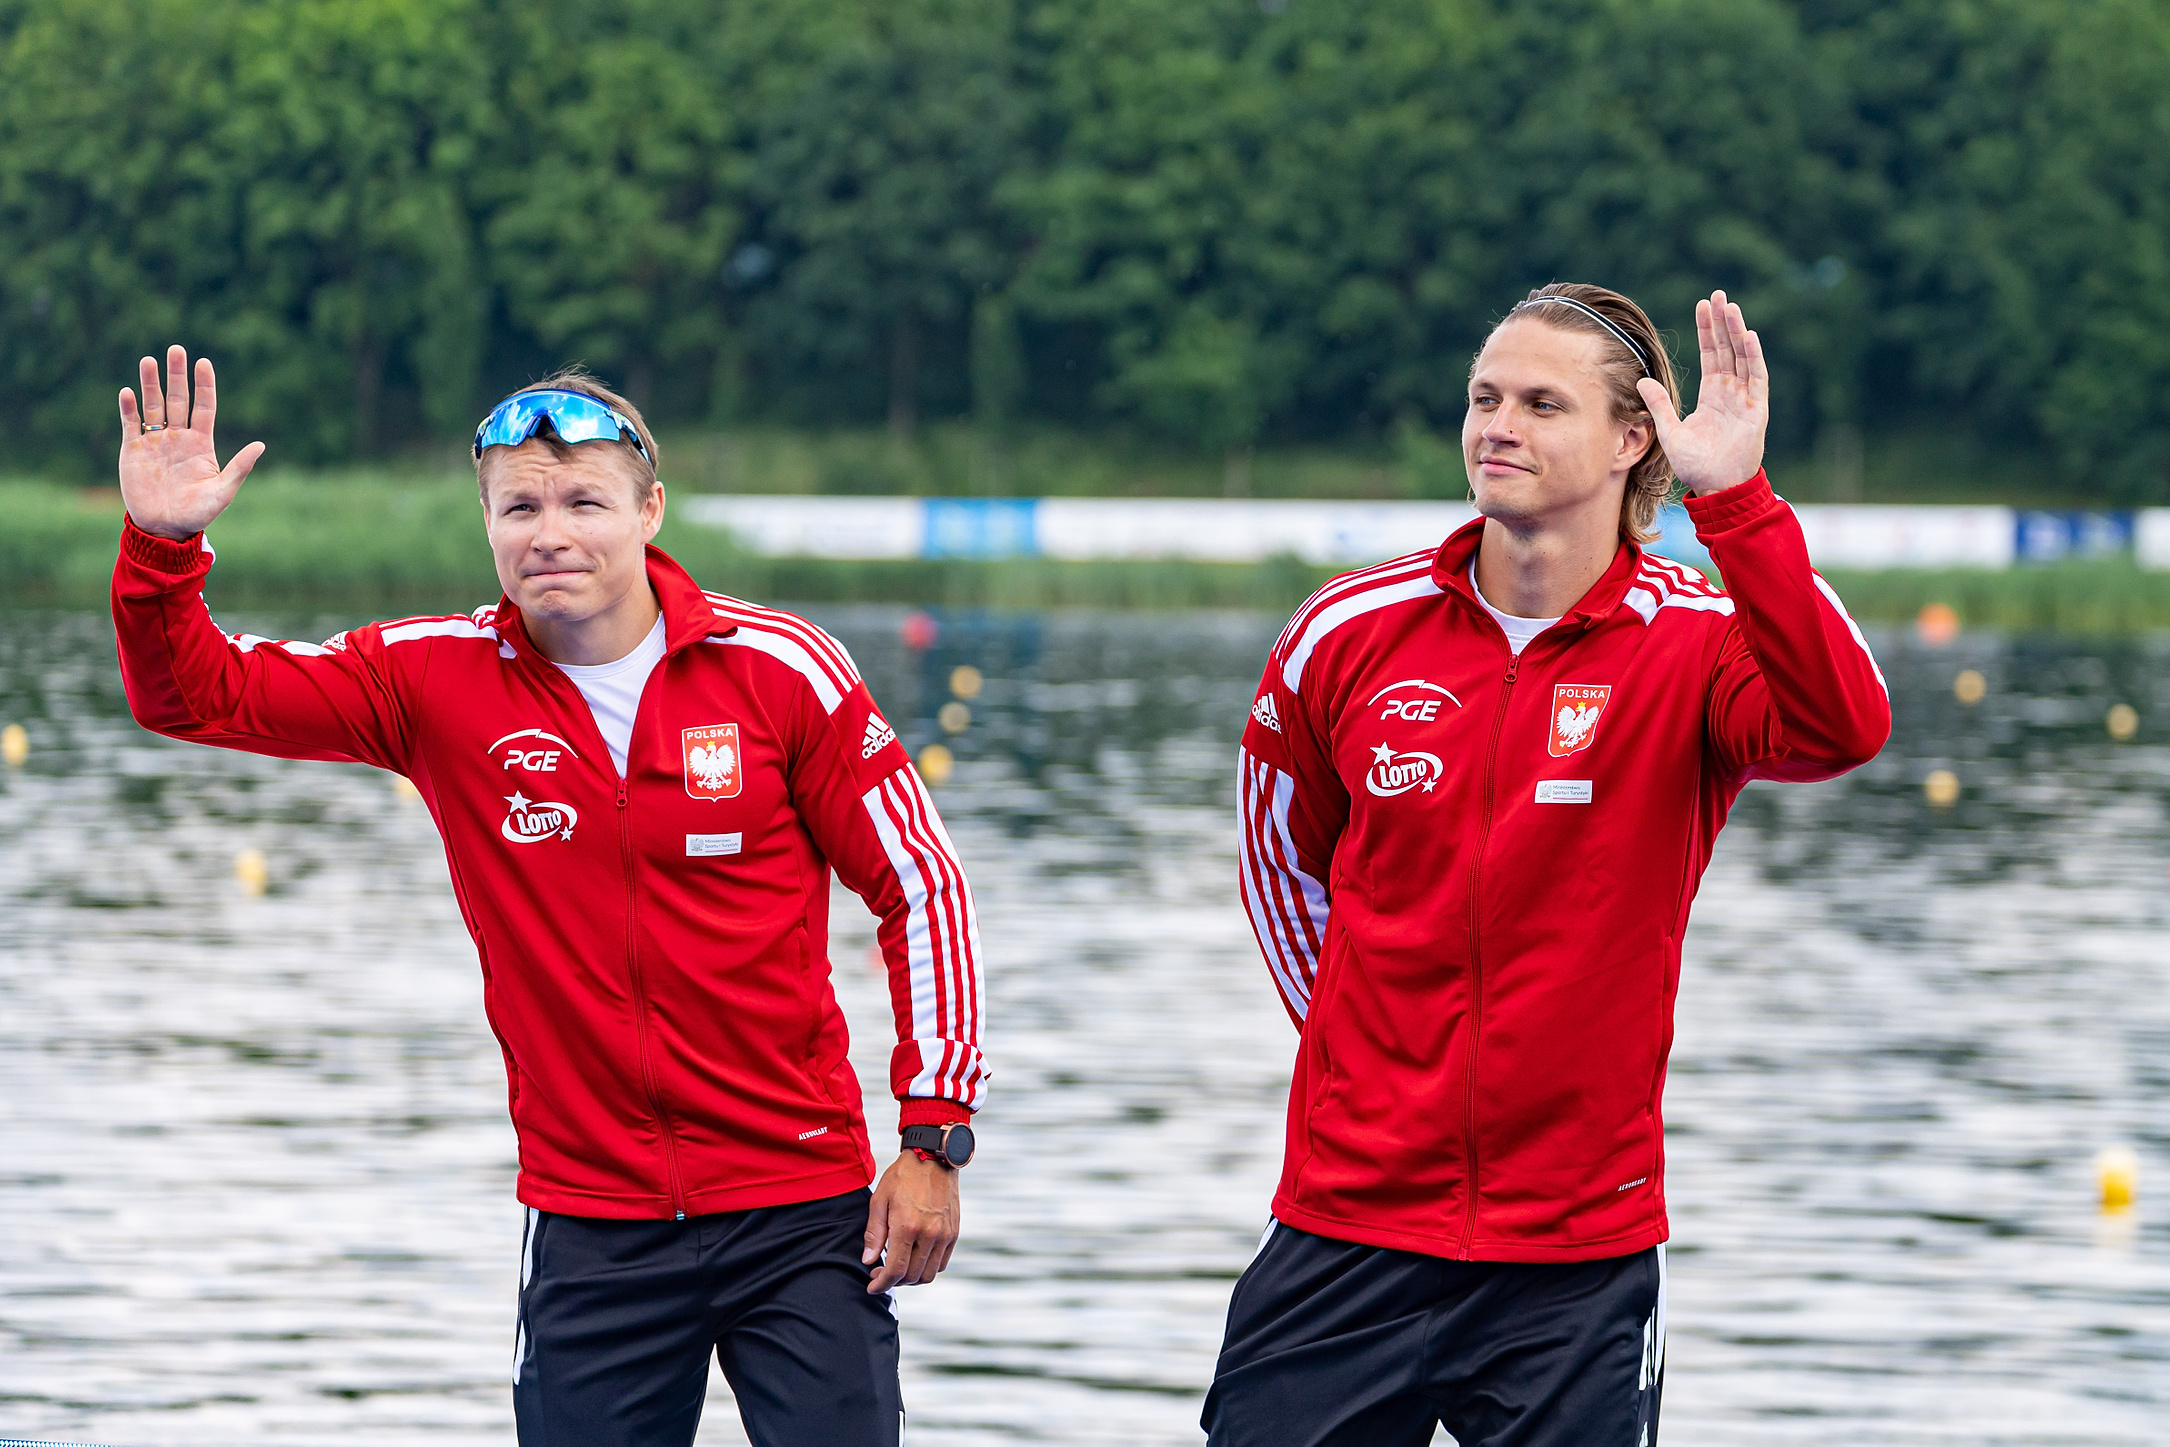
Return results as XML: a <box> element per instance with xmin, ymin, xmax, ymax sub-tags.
<box><xmin>1251</xmin><ymin>694</ymin><xmax>1282</xmax><ymax>732</ymax></box>
<box><xmin>861</xmin><ymin>713</ymin><xmax>899</xmax><ymax>759</ymax></box>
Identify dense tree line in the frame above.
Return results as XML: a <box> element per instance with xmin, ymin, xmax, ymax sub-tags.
<box><xmin>3</xmin><ymin>0</ymin><xmax>2168</xmax><ymax>495</ymax></box>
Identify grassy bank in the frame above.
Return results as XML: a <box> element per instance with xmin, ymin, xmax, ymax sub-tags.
<box><xmin>0</xmin><ymin>478</ymin><xmax>1342</xmax><ymax>614</ymax></box>
<box><xmin>10</xmin><ymin>477</ymin><xmax>2170</xmax><ymax>627</ymax></box>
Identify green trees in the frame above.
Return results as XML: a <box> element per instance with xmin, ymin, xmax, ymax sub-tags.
<box><xmin>739</xmin><ymin>1</ymin><xmax>1026</xmax><ymax>433</ymax></box>
<box><xmin>3</xmin><ymin>0</ymin><xmax>2169</xmax><ymax>494</ymax></box>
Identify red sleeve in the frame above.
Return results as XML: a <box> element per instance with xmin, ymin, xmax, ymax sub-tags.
<box><xmin>110</xmin><ymin>519</ymin><xmax>415</xmax><ymax>770</ymax></box>
<box><xmin>783</xmin><ymin>671</ymin><xmax>985</xmax><ymax>1132</ymax></box>
<box><xmin>1237</xmin><ymin>624</ymin><xmax>1349</xmax><ymax>1029</ymax></box>
<box><xmin>1690</xmin><ymin>473</ymin><xmax>1892</xmax><ymax>782</ymax></box>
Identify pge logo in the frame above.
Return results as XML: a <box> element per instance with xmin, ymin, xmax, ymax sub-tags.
<box><xmin>1366</xmin><ymin>742</ymin><xmax>1443</xmax><ymax>797</ymax></box>
<box><xmin>683</xmin><ymin>723</ymin><xmax>743</xmax><ymax>800</ymax></box>
<box><xmin>490</xmin><ymin>727</ymin><xmax>579</xmax><ymax>773</ymax></box>
<box><xmin>1366</xmin><ymin>679</ymin><xmax>1462</xmax><ymax>723</ymax></box>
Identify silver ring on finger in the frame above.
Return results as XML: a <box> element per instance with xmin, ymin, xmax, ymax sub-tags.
<box><xmin>141</xmin><ymin>423</ymin><xmax>165</xmax><ymax>432</ymax></box>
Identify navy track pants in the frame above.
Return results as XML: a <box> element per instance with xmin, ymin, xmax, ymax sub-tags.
<box><xmin>512</xmin><ymin>1188</ymin><xmax>902</xmax><ymax>1447</ymax></box>
<box><xmin>1203</xmin><ymin>1220</ymin><xmax>1665</xmax><ymax>1447</ymax></box>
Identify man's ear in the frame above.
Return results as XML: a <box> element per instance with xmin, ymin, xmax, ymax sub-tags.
<box><xmin>642</xmin><ymin>479</ymin><xmax>666</xmax><ymax>543</ymax></box>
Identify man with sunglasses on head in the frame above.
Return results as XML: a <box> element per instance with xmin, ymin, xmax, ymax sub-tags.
<box><xmin>109</xmin><ymin>352</ymin><xmax>984</xmax><ymax>1447</ymax></box>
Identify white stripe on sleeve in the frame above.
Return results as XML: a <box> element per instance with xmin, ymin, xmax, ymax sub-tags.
<box><xmin>861</xmin><ymin>765</ymin><xmax>986</xmax><ymax>1107</ymax></box>
<box><xmin>1811</xmin><ymin>574</ymin><xmax>1888</xmax><ymax>694</ymax></box>
<box><xmin>1237</xmin><ymin>748</ymin><xmax>1330</xmax><ymax>1020</ymax></box>
<box><xmin>721</xmin><ymin>627</ymin><xmax>847</xmax><ymax>713</ymax></box>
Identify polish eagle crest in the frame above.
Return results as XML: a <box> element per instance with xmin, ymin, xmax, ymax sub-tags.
<box><xmin>1547</xmin><ymin>684</ymin><xmax>1612</xmax><ymax>758</ymax></box>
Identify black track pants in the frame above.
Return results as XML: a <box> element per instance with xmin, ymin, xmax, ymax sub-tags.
<box><xmin>512</xmin><ymin>1188</ymin><xmax>903</xmax><ymax>1447</ymax></box>
<box><xmin>1203</xmin><ymin>1220</ymin><xmax>1665</xmax><ymax>1447</ymax></box>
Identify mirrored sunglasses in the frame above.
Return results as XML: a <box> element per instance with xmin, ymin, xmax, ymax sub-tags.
<box><xmin>473</xmin><ymin>390</ymin><xmax>652</xmax><ymax>464</ymax></box>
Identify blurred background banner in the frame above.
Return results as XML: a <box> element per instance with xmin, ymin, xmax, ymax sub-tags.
<box><xmin>681</xmin><ymin>494</ymin><xmax>2170</xmax><ymax>573</ymax></box>
<box><xmin>4</xmin><ymin>0</ymin><xmax>2170</xmax><ymax>507</ymax></box>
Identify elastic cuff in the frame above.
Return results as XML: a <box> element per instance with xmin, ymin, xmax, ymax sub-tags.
<box><xmin>121</xmin><ymin>516</ymin><xmax>208</xmax><ymax>574</ymax></box>
<box><xmin>898</xmin><ymin>1098</ymin><xmax>971</xmax><ymax>1131</ymax></box>
<box><xmin>1681</xmin><ymin>469</ymin><xmax>1775</xmax><ymax>535</ymax></box>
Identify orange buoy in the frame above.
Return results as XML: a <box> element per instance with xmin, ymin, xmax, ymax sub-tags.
<box><xmin>1915</xmin><ymin>603</ymin><xmax>1960</xmax><ymax>647</ymax></box>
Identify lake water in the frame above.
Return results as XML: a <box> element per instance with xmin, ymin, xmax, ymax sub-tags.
<box><xmin>1</xmin><ymin>606</ymin><xmax>2165</xmax><ymax>1446</ymax></box>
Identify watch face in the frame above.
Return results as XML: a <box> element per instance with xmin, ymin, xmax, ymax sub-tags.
<box><xmin>944</xmin><ymin>1124</ymin><xmax>976</xmax><ymax>1167</ymax></box>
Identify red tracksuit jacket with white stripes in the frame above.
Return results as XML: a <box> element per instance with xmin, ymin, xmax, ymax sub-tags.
<box><xmin>1239</xmin><ymin>474</ymin><xmax>1889</xmax><ymax>1262</ymax></box>
<box><xmin>112</xmin><ymin>524</ymin><xmax>983</xmax><ymax>1220</ymax></box>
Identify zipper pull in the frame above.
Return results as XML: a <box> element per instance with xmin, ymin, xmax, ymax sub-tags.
<box><xmin>1504</xmin><ymin>654</ymin><xmax>1520</xmax><ymax>685</ymax></box>
<box><xmin>616</xmin><ymin>778</ymin><xmax>628</xmax><ymax>808</ymax></box>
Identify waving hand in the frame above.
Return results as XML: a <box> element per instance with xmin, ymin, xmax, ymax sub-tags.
<box><xmin>1637</xmin><ymin>290</ymin><xmax>1768</xmax><ymax>497</ymax></box>
<box><xmin>118</xmin><ymin>345</ymin><xmax>265</xmax><ymax>541</ymax></box>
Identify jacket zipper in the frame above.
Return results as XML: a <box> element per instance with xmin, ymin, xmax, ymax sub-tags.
<box><xmin>1460</xmin><ymin>648</ymin><xmax>1519</xmax><ymax>1258</ymax></box>
<box><xmin>618</xmin><ymin>774</ymin><xmax>689</xmax><ymax>1219</ymax></box>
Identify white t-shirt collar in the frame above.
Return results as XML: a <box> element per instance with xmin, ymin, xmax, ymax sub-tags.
<box><xmin>1469</xmin><ymin>564</ymin><xmax>1561</xmax><ymax>657</ymax></box>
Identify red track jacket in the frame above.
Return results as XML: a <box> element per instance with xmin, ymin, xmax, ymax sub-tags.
<box><xmin>113</xmin><ymin>525</ymin><xmax>984</xmax><ymax>1220</ymax></box>
<box><xmin>1238</xmin><ymin>474</ymin><xmax>1888</xmax><ymax>1262</ymax></box>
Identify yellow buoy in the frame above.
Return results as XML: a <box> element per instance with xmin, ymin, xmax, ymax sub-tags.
<box><xmin>234</xmin><ymin>847</ymin><xmax>269</xmax><ymax>896</ymax></box>
<box><xmin>0</xmin><ymin>723</ymin><xmax>26</xmax><ymax>768</ymax></box>
<box><xmin>2107</xmin><ymin>703</ymin><xmax>2139</xmax><ymax>741</ymax></box>
<box><xmin>917</xmin><ymin>744</ymin><xmax>955</xmax><ymax>787</ymax></box>
<box><xmin>1952</xmin><ymin>670</ymin><xmax>1986</xmax><ymax>706</ymax></box>
<box><xmin>1923</xmin><ymin>769</ymin><xmax>1960</xmax><ymax>809</ymax></box>
<box><xmin>938</xmin><ymin>701</ymin><xmax>971</xmax><ymax>734</ymax></box>
<box><xmin>949</xmin><ymin>665</ymin><xmax>984</xmax><ymax>700</ymax></box>
<box><xmin>2097</xmin><ymin>1145</ymin><xmax>2139</xmax><ymax>1211</ymax></box>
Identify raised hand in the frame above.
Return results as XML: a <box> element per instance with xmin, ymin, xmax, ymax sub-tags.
<box><xmin>118</xmin><ymin>345</ymin><xmax>265</xmax><ymax>540</ymax></box>
<box><xmin>1637</xmin><ymin>290</ymin><xmax>1768</xmax><ymax>497</ymax></box>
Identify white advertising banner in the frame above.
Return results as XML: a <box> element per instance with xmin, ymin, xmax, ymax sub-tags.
<box><xmin>674</xmin><ymin>494</ymin><xmax>2095</xmax><ymax>572</ymax></box>
<box><xmin>675</xmin><ymin>495</ymin><xmax>923</xmax><ymax>559</ymax></box>
<box><xmin>2135</xmin><ymin>509</ymin><xmax>2170</xmax><ymax>569</ymax></box>
<box><xmin>1788</xmin><ymin>504</ymin><xmax>2015</xmax><ymax>569</ymax></box>
<box><xmin>1034</xmin><ymin>498</ymin><xmax>1478</xmax><ymax>565</ymax></box>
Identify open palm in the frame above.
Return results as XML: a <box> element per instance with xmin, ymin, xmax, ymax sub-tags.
<box><xmin>1637</xmin><ymin>290</ymin><xmax>1768</xmax><ymax>497</ymax></box>
<box><xmin>118</xmin><ymin>345</ymin><xmax>265</xmax><ymax>540</ymax></box>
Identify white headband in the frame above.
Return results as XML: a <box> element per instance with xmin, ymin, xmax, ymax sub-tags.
<box><xmin>1514</xmin><ymin>295</ymin><xmax>1652</xmax><ymax>377</ymax></box>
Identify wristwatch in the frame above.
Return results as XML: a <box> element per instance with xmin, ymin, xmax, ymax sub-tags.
<box><xmin>900</xmin><ymin>1122</ymin><xmax>976</xmax><ymax>1169</ymax></box>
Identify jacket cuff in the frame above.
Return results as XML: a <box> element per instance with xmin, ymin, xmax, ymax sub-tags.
<box><xmin>898</xmin><ymin>1098</ymin><xmax>972</xmax><ymax>1131</ymax></box>
<box><xmin>1682</xmin><ymin>469</ymin><xmax>1777</xmax><ymax>536</ymax></box>
<box><xmin>121</xmin><ymin>516</ymin><xmax>209</xmax><ymax>576</ymax></box>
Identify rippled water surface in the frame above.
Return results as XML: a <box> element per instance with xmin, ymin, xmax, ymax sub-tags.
<box><xmin>2</xmin><ymin>606</ymin><xmax>2166</xmax><ymax>1445</ymax></box>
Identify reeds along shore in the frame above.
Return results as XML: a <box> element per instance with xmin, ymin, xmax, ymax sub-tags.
<box><xmin>9</xmin><ymin>479</ymin><xmax>2170</xmax><ymax>631</ymax></box>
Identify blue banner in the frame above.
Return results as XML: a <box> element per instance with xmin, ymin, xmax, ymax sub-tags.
<box><xmin>922</xmin><ymin>498</ymin><xmax>1040</xmax><ymax>559</ymax></box>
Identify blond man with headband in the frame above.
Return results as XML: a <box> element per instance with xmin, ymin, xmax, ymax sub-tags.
<box><xmin>1210</xmin><ymin>287</ymin><xmax>1889</xmax><ymax>1445</ymax></box>
<box><xmin>109</xmin><ymin>355</ymin><xmax>985</xmax><ymax>1446</ymax></box>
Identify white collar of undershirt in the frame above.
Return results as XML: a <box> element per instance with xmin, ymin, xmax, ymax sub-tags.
<box><xmin>1468</xmin><ymin>564</ymin><xmax>1561</xmax><ymax>656</ymax></box>
<box><xmin>550</xmin><ymin>613</ymin><xmax>667</xmax><ymax>679</ymax></box>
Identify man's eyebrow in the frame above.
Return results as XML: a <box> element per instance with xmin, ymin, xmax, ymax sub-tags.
<box><xmin>1467</xmin><ymin>376</ymin><xmax>1577</xmax><ymax>405</ymax></box>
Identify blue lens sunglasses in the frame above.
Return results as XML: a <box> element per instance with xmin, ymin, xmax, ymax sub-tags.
<box><xmin>473</xmin><ymin>390</ymin><xmax>652</xmax><ymax>465</ymax></box>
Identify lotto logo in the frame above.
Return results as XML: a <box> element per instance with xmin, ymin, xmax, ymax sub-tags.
<box><xmin>1365</xmin><ymin>742</ymin><xmax>1443</xmax><ymax>797</ymax></box>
